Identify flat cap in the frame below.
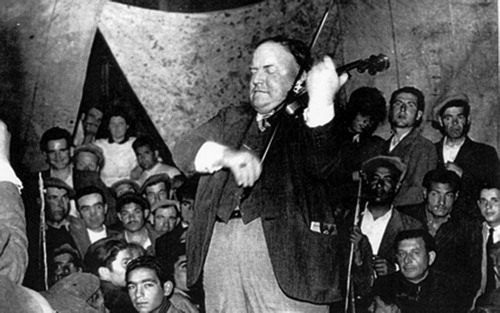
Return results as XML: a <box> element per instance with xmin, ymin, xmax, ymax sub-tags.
<box><xmin>110</xmin><ymin>178</ymin><xmax>140</xmax><ymax>198</ymax></box>
<box><xmin>44</xmin><ymin>177</ymin><xmax>75</xmax><ymax>198</ymax></box>
<box><xmin>73</xmin><ymin>144</ymin><xmax>105</xmax><ymax>169</ymax></box>
<box><xmin>361</xmin><ymin>155</ymin><xmax>407</xmax><ymax>183</ymax></box>
<box><xmin>151</xmin><ymin>199</ymin><xmax>180</xmax><ymax>214</ymax></box>
<box><xmin>432</xmin><ymin>93</ymin><xmax>469</xmax><ymax>122</ymax></box>
<box><xmin>41</xmin><ymin>273</ymin><xmax>101</xmax><ymax>313</ymax></box>
<box><xmin>140</xmin><ymin>173</ymin><xmax>171</xmax><ymax>194</ymax></box>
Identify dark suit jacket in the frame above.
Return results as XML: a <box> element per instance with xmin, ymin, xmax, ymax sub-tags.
<box><xmin>435</xmin><ymin>137</ymin><xmax>500</xmax><ymax>217</ymax></box>
<box><xmin>173</xmin><ymin>104</ymin><xmax>343</xmax><ymax>303</ymax></box>
<box><xmin>69</xmin><ymin>218</ymin><xmax>120</xmax><ymax>258</ymax></box>
<box><xmin>385</xmin><ymin>129</ymin><xmax>437</xmax><ymax>206</ymax></box>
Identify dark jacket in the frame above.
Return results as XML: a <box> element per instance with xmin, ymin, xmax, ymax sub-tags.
<box><xmin>435</xmin><ymin>137</ymin><xmax>500</xmax><ymax>218</ymax></box>
<box><xmin>173</xmin><ymin>104</ymin><xmax>343</xmax><ymax>303</ymax></box>
<box><xmin>101</xmin><ymin>280</ymin><xmax>136</xmax><ymax>313</ymax></box>
<box><xmin>373</xmin><ymin>270</ymin><xmax>460</xmax><ymax>313</ymax></box>
<box><xmin>403</xmin><ymin>203</ymin><xmax>482</xmax><ymax>311</ymax></box>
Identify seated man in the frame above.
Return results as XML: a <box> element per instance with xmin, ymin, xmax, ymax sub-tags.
<box><xmin>73</xmin><ymin>186</ymin><xmax>120</xmax><ymax>257</ymax></box>
<box><xmin>402</xmin><ymin>168</ymin><xmax>482</xmax><ymax>311</ymax></box>
<box><xmin>140</xmin><ymin>173</ymin><xmax>172</xmax><ymax>208</ymax></box>
<box><xmin>130</xmin><ymin>135</ymin><xmax>182</xmax><ymax>187</ymax></box>
<box><xmin>126</xmin><ymin>255</ymin><xmax>179</xmax><ymax>313</ymax></box>
<box><xmin>351</xmin><ymin>156</ymin><xmax>422</xmax><ymax>278</ymax></box>
<box><xmin>83</xmin><ymin>237</ymin><xmax>135</xmax><ymax>313</ymax></box>
<box><xmin>48</xmin><ymin>243</ymin><xmax>83</xmax><ymax>287</ymax></box>
<box><xmin>155</xmin><ymin>200</ymin><xmax>187</xmax><ymax>266</ymax></box>
<box><xmin>372</xmin><ymin>229</ymin><xmax>459</xmax><ymax>313</ymax></box>
<box><xmin>116</xmin><ymin>193</ymin><xmax>158</xmax><ymax>254</ymax></box>
<box><xmin>150</xmin><ymin>199</ymin><xmax>182</xmax><ymax>235</ymax></box>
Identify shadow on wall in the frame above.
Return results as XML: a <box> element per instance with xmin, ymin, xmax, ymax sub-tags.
<box><xmin>77</xmin><ymin>29</ymin><xmax>176</xmax><ymax>166</ymax></box>
<box><xmin>0</xmin><ymin>25</ymin><xmax>29</xmax><ymax>175</ymax></box>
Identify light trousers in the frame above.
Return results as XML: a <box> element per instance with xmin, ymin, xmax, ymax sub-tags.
<box><xmin>203</xmin><ymin>217</ymin><xmax>329</xmax><ymax>313</ymax></box>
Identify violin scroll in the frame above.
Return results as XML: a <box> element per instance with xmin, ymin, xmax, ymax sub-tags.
<box><xmin>283</xmin><ymin>54</ymin><xmax>390</xmax><ymax>117</ymax></box>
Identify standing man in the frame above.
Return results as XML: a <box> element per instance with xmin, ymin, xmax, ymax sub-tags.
<box><xmin>351</xmin><ymin>156</ymin><xmax>422</xmax><ymax>279</ymax></box>
<box><xmin>173</xmin><ymin>36</ymin><xmax>349</xmax><ymax>311</ymax></box>
<box><xmin>384</xmin><ymin>87</ymin><xmax>437</xmax><ymax>206</ymax></box>
<box><xmin>434</xmin><ymin>93</ymin><xmax>500</xmax><ymax>218</ymax></box>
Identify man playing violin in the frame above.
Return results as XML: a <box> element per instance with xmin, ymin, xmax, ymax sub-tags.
<box><xmin>173</xmin><ymin>36</ymin><xmax>349</xmax><ymax>312</ymax></box>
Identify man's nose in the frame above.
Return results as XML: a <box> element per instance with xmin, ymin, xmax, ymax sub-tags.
<box><xmin>400</xmin><ymin>103</ymin><xmax>407</xmax><ymax>112</ymax></box>
<box><xmin>252</xmin><ymin>71</ymin><xmax>265</xmax><ymax>85</ymax></box>
<box><xmin>135</xmin><ymin>286</ymin><xmax>144</xmax><ymax>298</ymax></box>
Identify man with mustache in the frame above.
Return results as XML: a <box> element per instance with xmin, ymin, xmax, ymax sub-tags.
<box><xmin>434</xmin><ymin>93</ymin><xmax>500</xmax><ymax>219</ymax></box>
<box><xmin>403</xmin><ymin>168</ymin><xmax>482</xmax><ymax>312</ymax></box>
<box><xmin>116</xmin><ymin>193</ymin><xmax>158</xmax><ymax>255</ymax></box>
<box><xmin>384</xmin><ymin>86</ymin><xmax>437</xmax><ymax>207</ymax></box>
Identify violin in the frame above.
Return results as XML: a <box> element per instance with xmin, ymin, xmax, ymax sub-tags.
<box><xmin>283</xmin><ymin>53</ymin><xmax>390</xmax><ymax>116</ymax></box>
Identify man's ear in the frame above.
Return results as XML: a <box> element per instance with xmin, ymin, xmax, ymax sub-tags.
<box><xmin>422</xmin><ymin>188</ymin><xmax>427</xmax><ymax>199</ymax></box>
<box><xmin>438</xmin><ymin>116</ymin><xmax>444</xmax><ymax>128</ymax></box>
<box><xmin>98</xmin><ymin>267</ymin><xmax>111</xmax><ymax>280</ymax></box>
<box><xmin>428</xmin><ymin>251</ymin><xmax>436</xmax><ymax>266</ymax></box>
<box><xmin>416</xmin><ymin>110</ymin><xmax>423</xmax><ymax>121</ymax></box>
<box><xmin>144</xmin><ymin>209</ymin><xmax>150</xmax><ymax>220</ymax></box>
<box><xmin>163</xmin><ymin>281</ymin><xmax>174</xmax><ymax>297</ymax></box>
<box><xmin>117</xmin><ymin>212</ymin><xmax>123</xmax><ymax>223</ymax></box>
<box><xmin>104</xmin><ymin>204</ymin><xmax>108</xmax><ymax>215</ymax></box>
<box><xmin>154</xmin><ymin>150</ymin><xmax>159</xmax><ymax>160</ymax></box>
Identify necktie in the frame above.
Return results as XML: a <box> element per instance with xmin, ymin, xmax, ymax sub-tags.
<box><xmin>486</xmin><ymin>228</ymin><xmax>496</xmax><ymax>293</ymax></box>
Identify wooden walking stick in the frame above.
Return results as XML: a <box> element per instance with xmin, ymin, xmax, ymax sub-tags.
<box><xmin>344</xmin><ymin>173</ymin><xmax>364</xmax><ymax>313</ymax></box>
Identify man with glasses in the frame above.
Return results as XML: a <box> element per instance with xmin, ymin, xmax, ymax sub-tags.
<box><xmin>351</xmin><ymin>156</ymin><xmax>422</xmax><ymax>279</ymax></box>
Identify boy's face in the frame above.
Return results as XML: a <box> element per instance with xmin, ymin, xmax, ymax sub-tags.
<box><xmin>127</xmin><ymin>268</ymin><xmax>170</xmax><ymax>313</ymax></box>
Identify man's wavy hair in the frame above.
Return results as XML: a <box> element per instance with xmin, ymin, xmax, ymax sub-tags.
<box><xmin>255</xmin><ymin>36</ymin><xmax>313</xmax><ymax>72</ymax></box>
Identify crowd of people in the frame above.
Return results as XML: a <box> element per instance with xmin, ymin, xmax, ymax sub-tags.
<box><xmin>1</xmin><ymin>35</ymin><xmax>500</xmax><ymax>313</ymax></box>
